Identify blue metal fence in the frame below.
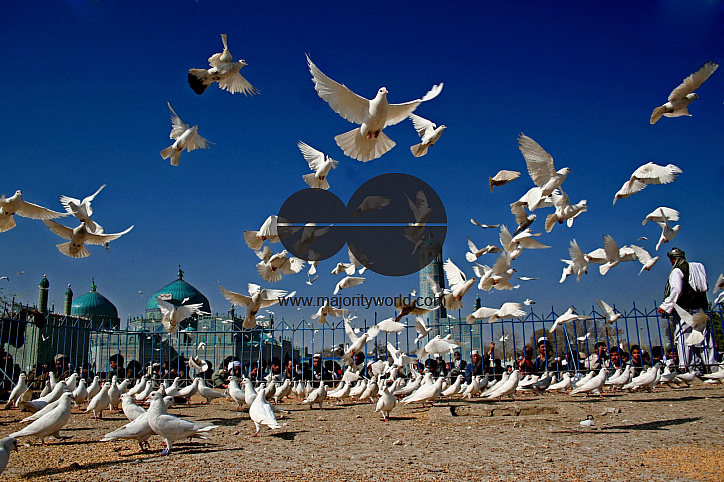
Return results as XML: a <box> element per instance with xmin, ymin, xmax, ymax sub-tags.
<box><xmin>1</xmin><ymin>298</ymin><xmax>722</xmax><ymax>392</ymax></box>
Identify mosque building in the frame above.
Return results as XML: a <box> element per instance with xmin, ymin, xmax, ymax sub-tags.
<box><xmin>2</xmin><ymin>270</ymin><xmax>299</xmax><ymax>379</ymax></box>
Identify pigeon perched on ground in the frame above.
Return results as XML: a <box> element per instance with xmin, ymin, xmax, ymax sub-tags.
<box><xmin>297</xmin><ymin>141</ymin><xmax>339</xmax><ymax>190</ymax></box>
<box><xmin>402</xmin><ymin>377</ymin><xmax>444</xmax><ymax>406</ymax></box>
<box><xmin>307</xmin><ymin>54</ymin><xmax>443</xmax><ymax>162</ymax></box>
<box><xmin>86</xmin><ymin>382</ymin><xmax>111</xmax><ymax>420</ymax></box>
<box><xmin>302</xmin><ymin>383</ymin><xmax>327</xmax><ymax>409</ymax></box>
<box><xmin>146</xmin><ymin>392</ymin><xmax>217</xmax><ymax>455</ymax></box>
<box><xmin>197</xmin><ymin>379</ymin><xmax>226</xmax><ymax>404</ymax></box>
<box><xmin>160</xmin><ymin>103</ymin><xmax>212</xmax><ymax>166</ymax></box>
<box><xmin>0</xmin><ymin>190</ymin><xmax>67</xmax><ymax>233</ymax></box>
<box><xmin>249</xmin><ymin>385</ymin><xmax>281</xmax><ymax>436</ymax></box>
<box><xmin>101</xmin><ymin>412</ymin><xmax>154</xmax><ymax>452</ymax></box>
<box><xmin>42</xmin><ymin>220</ymin><xmax>133</xmax><ymax>258</ymax></box>
<box><xmin>0</xmin><ymin>437</ymin><xmax>17</xmax><ymax>475</ymax></box>
<box><xmin>10</xmin><ymin>393</ymin><xmax>73</xmax><ymax>444</ymax></box>
<box><xmin>5</xmin><ymin>374</ymin><xmax>27</xmax><ymax>408</ymax></box>
<box><xmin>570</xmin><ymin>368</ymin><xmax>607</xmax><ymax>397</ymax></box>
<box><xmin>121</xmin><ymin>393</ymin><xmax>146</xmax><ymax>421</ymax></box>
<box><xmin>408</xmin><ymin>113</ymin><xmax>446</xmax><ymax>157</ymax></box>
<box><xmin>375</xmin><ymin>383</ymin><xmax>397</xmax><ymax>421</ymax></box>
<box><xmin>650</xmin><ymin>60</ymin><xmax>718</xmax><ymax>124</ymax></box>
<box><xmin>485</xmin><ymin>370</ymin><xmax>522</xmax><ymax>401</ymax></box>
<box><xmin>188</xmin><ymin>34</ymin><xmax>259</xmax><ymax>96</ymax></box>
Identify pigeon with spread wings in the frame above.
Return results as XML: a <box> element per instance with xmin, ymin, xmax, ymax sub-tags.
<box><xmin>650</xmin><ymin>61</ymin><xmax>718</xmax><ymax>124</ymax></box>
<box><xmin>307</xmin><ymin>54</ymin><xmax>443</xmax><ymax>162</ymax></box>
<box><xmin>1</xmin><ymin>190</ymin><xmax>66</xmax><ymax>233</ymax></box>
<box><xmin>188</xmin><ymin>34</ymin><xmax>259</xmax><ymax>96</ymax></box>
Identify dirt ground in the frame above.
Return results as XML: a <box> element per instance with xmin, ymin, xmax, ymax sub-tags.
<box><xmin>0</xmin><ymin>381</ymin><xmax>723</xmax><ymax>482</ymax></box>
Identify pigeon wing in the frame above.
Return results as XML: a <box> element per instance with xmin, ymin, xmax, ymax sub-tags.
<box><xmin>386</xmin><ymin>84</ymin><xmax>443</xmax><ymax>126</ymax></box>
<box><xmin>518</xmin><ymin>133</ymin><xmax>556</xmax><ymax>188</ymax></box>
<box><xmin>668</xmin><ymin>61</ymin><xmax>718</xmax><ymax>101</ymax></box>
<box><xmin>307</xmin><ymin>54</ymin><xmax>370</xmax><ymax>125</ymax></box>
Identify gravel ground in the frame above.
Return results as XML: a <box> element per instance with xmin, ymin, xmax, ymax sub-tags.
<box><xmin>1</xmin><ymin>382</ymin><xmax>723</xmax><ymax>481</ymax></box>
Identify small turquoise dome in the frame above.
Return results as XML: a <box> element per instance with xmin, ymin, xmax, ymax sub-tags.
<box><xmin>71</xmin><ymin>280</ymin><xmax>118</xmax><ymax>319</ymax></box>
<box><xmin>145</xmin><ymin>267</ymin><xmax>210</xmax><ymax>318</ymax></box>
<box><xmin>39</xmin><ymin>274</ymin><xmax>49</xmax><ymax>289</ymax></box>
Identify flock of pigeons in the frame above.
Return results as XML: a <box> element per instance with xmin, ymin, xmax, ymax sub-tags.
<box><xmin>1</xmin><ymin>347</ymin><xmax>723</xmax><ymax>472</ymax></box>
<box><xmin>0</xmin><ymin>185</ymin><xmax>133</xmax><ymax>258</ymax></box>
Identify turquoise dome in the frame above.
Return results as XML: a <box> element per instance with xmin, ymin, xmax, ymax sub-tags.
<box><xmin>145</xmin><ymin>268</ymin><xmax>210</xmax><ymax>317</ymax></box>
<box><xmin>71</xmin><ymin>280</ymin><xmax>118</xmax><ymax>319</ymax></box>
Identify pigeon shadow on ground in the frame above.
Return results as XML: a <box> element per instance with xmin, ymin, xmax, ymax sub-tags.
<box><xmin>20</xmin><ymin>454</ymin><xmax>156</xmax><ymax>479</ymax></box>
<box><xmin>601</xmin><ymin>416</ymin><xmax>701</xmax><ymax>431</ymax></box>
<box><xmin>626</xmin><ymin>394</ymin><xmax>724</xmax><ymax>403</ymax></box>
<box><xmin>195</xmin><ymin>417</ymin><xmax>241</xmax><ymax>427</ymax></box>
<box><xmin>270</xmin><ymin>430</ymin><xmax>305</xmax><ymax>440</ymax></box>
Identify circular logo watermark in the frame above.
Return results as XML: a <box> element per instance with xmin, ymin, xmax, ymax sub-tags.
<box><xmin>278</xmin><ymin>173</ymin><xmax>447</xmax><ymax>277</ymax></box>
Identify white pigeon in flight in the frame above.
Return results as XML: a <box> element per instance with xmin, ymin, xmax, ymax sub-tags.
<box><xmin>548</xmin><ymin>307</ymin><xmax>591</xmax><ymax>333</ymax></box>
<box><xmin>0</xmin><ymin>190</ymin><xmax>66</xmax><ymax>233</ymax></box>
<box><xmin>341</xmin><ymin>320</ymin><xmax>380</xmax><ymax>368</ymax></box>
<box><xmin>311</xmin><ymin>299</ymin><xmax>346</xmax><ymax>324</ymax></box>
<box><xmin>297</xmin><ymin>141</ymin><xmax>339</xmax><ymax>190</ymax></box>
<box><xmin>630</xmin><ymin>245</ymin><xmax>659</xmax><ymax>274</ymax></box>
<box><xmin>465</xmin><ymin>237</ymin><xmax>502</xmax><ymax>262</ymax></box>
<box><xmin>188</xmin><ymin>34</ymin><xmax>259</xmax><ymax>96</ymax></box>
<box><xmin>612</xmin><ymin>162</ymin><xmax>683</xmax><ymax>204</ymax></box>
<box><xmin>650</xmin><ymin>60</ymin><xmax>718</xmax><ymax>124</ymax></box>
<box><xmin>642</xmin><ymin>206</ymin><xmax>679</xmax><ymax>226</ymax></box>
<box><xmin>672</xmin><ymin>303</ymin><xmax>710</xmax><ymax>345</ymax></box>
<box><xmin>499</xmin><ymin>225</ymin><xmax>550</xmax><ymax>260</ymax></box>
<box><xmin>351</xmin><ymin>195</ymin><xmax>390</xmax><ymax>217</ymax></box>
<box><xmin>256</xmin><ymin>249</ymin><xmax>305</xmax><ymax>282</ymax></box>
<box><xmin>652</xmin><ymin>208</ymin><xmax>681</xmax><ymax>250</ymax></box>
<box><xmin>466</xmin><ymin>302</ymin><xmax>525</xmax><ymax>324</ymax></box>
<box><xmin>42</xmin><ymin>220</ymin><xmax>133</xmax><ymax>258</ymax></box>
<box><xmin>442</xmin><ymin>259</ymin><xmax>476</xmax><ymax>310</ymax></box>
<box><xmin>160</xmin><ymin>102</ymin><xmax>211</xmax><ymax>167</ymax></box>
<box><xmin>218</xmin><ymin>283</ymin><xmax>289</xmax><ymax>329</ymax></box>
<box><xmin>408</xmin><ymin>113</ymin><xmax>446</xmax><ymax>157</ymax></box>
<box><xmin>413</xmin><ymin>316</ymin><xmax>433</xmax><ymax>344</ymax></box>
<box><xmin>518</xmin><ymin>133</ymin><xmax>571</xmax><ymax>211</ymax></box>
<box><xmin>489</xmin><ymin>169</ymin><xmax>521</xmax><ymax>193</ymax></box>
<box><xmin>307</xmin><ymin>54</ymin><xmax>443</xmax><ymax>162</ymax></box>
<box><xmin>543</xmin><ymin>190</ymin><xmax>587</xmax><ymax>233</ymax></box>
<box><xmin>595</xmin><ymin>299</ymin><xmax>621</xmax><ymax>325</ymax></box>
<box><xmin>157</xmin><ymin>296</ymin><xmax>208</xmax><ymax>336</ymax></box>
<box><xmin>244</xmin><ymin>215</ymin><xmax>280</xmax><ymax>250</ymax></box>
<box><xmin>58</xmin><ymin>184</ymin><xmax>106</xmax><ymax>235</ymax></box>
<box><xmin>333</xmin><ymin>276</ymin><xmax>365</xmax><ymax>295</ymax></box>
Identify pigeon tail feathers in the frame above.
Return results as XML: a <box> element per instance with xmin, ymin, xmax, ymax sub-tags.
<box><xmin>335</xmin><ymin>129</ymin><xmax>395</xmax><ymax>163</ymax></box>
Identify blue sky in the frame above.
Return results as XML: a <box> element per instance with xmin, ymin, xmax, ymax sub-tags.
<box><xmin>1</xmin><ymin>1</ymin><xmax>723</xmax><ymax>330</ymax></box>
